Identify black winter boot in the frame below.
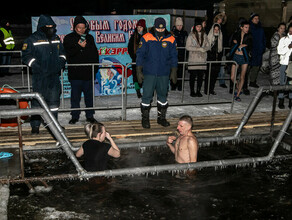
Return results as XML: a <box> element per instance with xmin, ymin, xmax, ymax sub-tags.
<box><xmin>157</xmin><ymin>102</ymin><xmax>170</xmax><ymax>127</ymax></box>
<box><xmin>140</xmin><ymin>103</ymin><xmax>151</xmax><ymax>129</ymax></box>
<box><xmin>278</xmin><ymin>98</ymin><xmax>285</xmax><ymax>109</ymax></box>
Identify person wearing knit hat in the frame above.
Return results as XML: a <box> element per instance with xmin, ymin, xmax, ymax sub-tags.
<box><xmin>154</xmin><ymin>17</ymin><xmax>166</xmax><ymax>29</ymax></box>
<box><xmin>128</xmin><ymin>19</ymin><xmax>147</xmax><ymax>98</ymax></box>
<box><xmin>63</xmin><ymin>16</ymin><xmax>99</xmax><ymax>125</ymax></box>
<box><xmin>172</xmin><ymin>17</ymin><xmax>188</xmax><ymax>91</ymax></box>
<box><xmin>136</xmin><ymin>17</ymin><xmax>178</xmax><ymax>128</ymax></box>
<box><xmin>175</xmin><ymin>17</ymin><xmax>183</xmax><ymax>26</ymax></box>
<box><xmin>137</xmin><ymin>19</ymin><xmax>146</xmax><ymax>29</ymax></box>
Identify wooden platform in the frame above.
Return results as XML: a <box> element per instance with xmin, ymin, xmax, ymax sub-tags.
<box><xmin>0</xmin><ymin>111</ymin><xmax>291</xmax><ymax>147</ymax></box>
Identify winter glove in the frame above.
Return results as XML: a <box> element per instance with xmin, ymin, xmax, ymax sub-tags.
<box><xmin>170</xmin><ymin>67</ymin><xmax>177</xmax><ymax>84</ymax></box>
<box><xmin>136</xmin><ymin>66</ymin><xmax>144</xmax><ymax>84</ymax></box>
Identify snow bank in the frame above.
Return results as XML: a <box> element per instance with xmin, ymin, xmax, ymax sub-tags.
<box><xmin>36</xmin><ymin>207</ymin><xmax>90</xmax><ymax>220</ymax></box>
<box><xmin>0</xmin><ymin>184</ymin><xmax>9</xmax><ymax>220</ymax></box>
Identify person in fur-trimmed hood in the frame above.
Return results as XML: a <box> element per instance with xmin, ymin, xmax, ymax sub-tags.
<box><xmin>128</xmin><ymin>19</ymin><xmax>147</xmax><ymax>98</ymax></box>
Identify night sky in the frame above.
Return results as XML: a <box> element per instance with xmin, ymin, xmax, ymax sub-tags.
<box><xmin>2</xmin><ymin>0</ymin><xmax>220</xmax><ymax>24</ymax></box>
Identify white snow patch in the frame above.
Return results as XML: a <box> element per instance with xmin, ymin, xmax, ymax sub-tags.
<box><xmin>29</xmin><ymin>186</ymin><xmax>53</xmax><ymax>194</ymax></box>
<box><xmin>38</xmin><ymin>207</ymin><xmax>90</xmax><ymax>220</ymax></box>
<box><xmin>0</xmin><ymin>184</ymin><xmax>9</xmax><ymax>220</ymax></box>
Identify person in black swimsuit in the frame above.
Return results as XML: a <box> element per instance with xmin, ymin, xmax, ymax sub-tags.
<box><xmin>76</xmin><ymin>122</ymin><xmax>120</xmax><ymax>171</ymax></box>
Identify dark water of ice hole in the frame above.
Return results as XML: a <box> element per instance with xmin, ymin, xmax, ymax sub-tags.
<box><xmin>8</xmin><ymin>141</ymin><xmax>292</xmax><ymax>219</ymax></box>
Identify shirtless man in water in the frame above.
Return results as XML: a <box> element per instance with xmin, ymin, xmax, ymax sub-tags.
<box><xmin>166</xmin><ymin>115</ymin><xmax>198</xmax><ymax>163</ymax></box>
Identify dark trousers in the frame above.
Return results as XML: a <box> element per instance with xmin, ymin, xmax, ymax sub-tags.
<box><xmin>70</xmin><ymin>79</ymin><xmax>94</xmax><ymax>120</ymax></box>
<box><xmin>131</xmin><ymin>64</ymin><xmax>142</xmax><ymax>90</ymax></box>
<box><xmin>141</xmin><ymin>75</ymin><xmax>169</xmax><ymax>105</ymax></box>
<box><xmin>30</xmin><ymin>74</ymin><xmax>61</xmax><ymax>128</ymax></box>
<box><xmin>189</xmin><ymin>70</ymin><xmax>204</xmax><ymax>94</ymax></box>
<box><xmin>0</xmin><ymin>53</ymin><xmax>11</xmax><ymax>75</ymax></box>
<box><xmin>205</xmin><ymin>64</ymin><xmax>220</xmax><ymax>93</ymax></box>
<box><xmin>170</xmin><ymin>63</ymin><xmax>183</xmax><ymax>90</ymax></box>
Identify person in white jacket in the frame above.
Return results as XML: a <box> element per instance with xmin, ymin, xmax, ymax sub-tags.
<box><xmin>277</xmin><ymin>24</ymin><xmax>292</xmax><ymax>109</ymax></box>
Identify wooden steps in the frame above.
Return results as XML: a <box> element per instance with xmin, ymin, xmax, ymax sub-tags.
<box><xmin>0</xmin><ymin>111</ymin><xmax>290</xmax><ymax>146</ymax></box>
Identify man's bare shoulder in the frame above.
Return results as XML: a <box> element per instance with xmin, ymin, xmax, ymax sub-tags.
<box><xmin>187</xmin><ymin>135</ymin><xmax>198</xmax><ymax>147</ymax></box>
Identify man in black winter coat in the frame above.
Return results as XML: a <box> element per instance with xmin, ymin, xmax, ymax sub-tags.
<box><xmin>63</xmin><ymin>16</ymin><xmax>99</xmax><ymax>124</ymax></box>
<box><xmin>171</xmin><ymin>17</ymin><xmax>188</xmax><ymax>91</ymax></box>
<box><xmin>22</xmin><ymin>14</ymin><xmax>66</xmax><ymax>134</ymax></box>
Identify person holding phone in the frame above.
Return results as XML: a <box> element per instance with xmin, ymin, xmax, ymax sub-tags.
<box><xmin>64</xmin><ymin>16</ymin><xmax>99</xmax><ymax>124</ymax></box>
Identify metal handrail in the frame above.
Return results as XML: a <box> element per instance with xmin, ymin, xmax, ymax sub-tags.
<box><xmin>0</xmin><ymin>92</ymin><xmax>85</xmax><ymax>176</ymax></box>
<box><xmin>60</xmin><ymin>62</ymin><xmax>126</xmax><ymax>119</ymax></box>
<box><xmin>65</xmin><ymin>85</ymin><xmax>292</xmax><ymax>178</ymax></box>
<box><xmin>124</xmin><ymin>60</ymin><xmax>238</xmax><ymax>120</ymax></box>
<box><xmin>1</xmin><ymin>85</ymin><xmax>292</xmax><ymax>181</ymax></box>
<box><xmin>1</xmin><ymin>59</ymin><xmax>238</xmax><ymax>121</ymax></box>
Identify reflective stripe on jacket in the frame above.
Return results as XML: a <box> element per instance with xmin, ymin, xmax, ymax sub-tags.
<box><xmin>0</xmin><ymin>28</ymin><xmax>15</xmax><ymax>50</ymax></box>
<box><xmin>21</xmin><ymin>14</ymin><xmax>66</xmax><ymax>76</ymax></box>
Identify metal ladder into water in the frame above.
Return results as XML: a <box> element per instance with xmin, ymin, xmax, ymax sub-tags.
<box><xmin>0</xmin><ymin>85</ymin><xmax>292</xmax><ymax>183</ymax></box>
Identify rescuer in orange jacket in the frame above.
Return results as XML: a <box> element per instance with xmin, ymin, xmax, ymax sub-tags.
<box><xmin>136</xmin><ymin>17</ymin><xmax>178</xmax><ymax>129</ymax></box>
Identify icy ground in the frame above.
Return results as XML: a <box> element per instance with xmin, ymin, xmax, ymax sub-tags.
<box><xmin>0</xmin><ymin>67</ymin><xmax>289</xmax><ymax>127</ymax></box>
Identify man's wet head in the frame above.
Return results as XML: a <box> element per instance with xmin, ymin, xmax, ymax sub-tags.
<box><xmin>177</xmin><ymin>115</ymin><xmax>193</xmax><ymax>135</ymax></box>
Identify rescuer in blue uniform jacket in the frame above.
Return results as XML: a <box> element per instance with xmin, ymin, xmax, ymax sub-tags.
<box><xmin>22</xmin><ymin>14</ymin><xmax>66</xmax><ymax>134</ymax></box>
<box><xmin>136</xmin><ymin>17</ymin><xmax>178</xmax><ymax>129</ymax></box>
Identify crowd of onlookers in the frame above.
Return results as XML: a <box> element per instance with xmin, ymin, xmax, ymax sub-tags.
<box><xmin>167</xmin><ymin>12</ymin><xmax>292</xmax><ymax>106</ymax></box>
<box><xmin>167</xmin><ymin>12</ymin><xmax>262</xmax><ymax>102</ymax></box>
<box><xmin>1</xmin><ymin>12</ymin><xmax>292</xmax><ymax>132</ymax></box>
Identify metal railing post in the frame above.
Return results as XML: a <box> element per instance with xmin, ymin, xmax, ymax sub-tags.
<box><xmin>0</xmin><ymin>93</ymin><xmax>85</xmax><ymax>175</ymax></box>
<box><xmin>1</xmin><ymin>84</ymin><xmax>292</xmax><ymax>180</ymax></box>
<box><xmin>268</xmin><ymin>107</ymin><xmax>292</xmax><ymax>158</ymax></box>
<box><xmin>92</xmin><ymin>64</ymin><xmax>96</xmax><ymax>108</ymax></box>
<box><xmin>121</xmin><ymin>63</ymin><xmax>126</xmax><ymax>120</ymax></box>
<box><xmin>234</xmin><ymin>87</ymin><xmax>264</xmax><ymax>138</ymax></box>
<box><xmin>60</xmin><ymin>69</ymin><xmax>65</xmax><ymax>109</ymax></box>
<box><xmin>207</xmin><ymin>62</ymin><xmax>212</xmax><ymax>102</ymax></box>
